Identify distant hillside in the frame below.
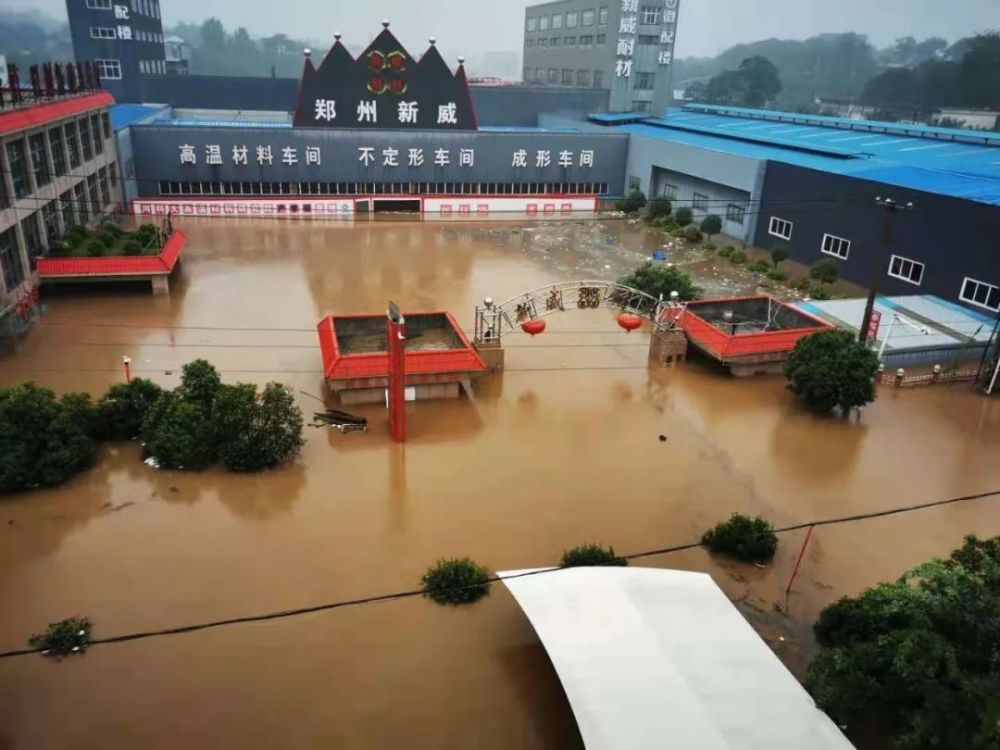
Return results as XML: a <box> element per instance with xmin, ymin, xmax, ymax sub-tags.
<box><xmin>0</xmin><ymin>10</ymin><xmax>72</xmax><ymax>67</ymax></box>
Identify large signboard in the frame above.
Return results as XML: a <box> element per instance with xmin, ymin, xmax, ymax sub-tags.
<box><xmin>293</xmin><ymin>25</ymin><xmax>477</xmax><ymax>131</ymax></box>
<box><xmin>615</xmin><ymin>0</ymin><xmax>681</xmax><ymax>79</ymax></box>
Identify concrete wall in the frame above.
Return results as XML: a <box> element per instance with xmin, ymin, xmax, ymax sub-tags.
<box><xmin>130</xmin><ymin>125</ymin><xmax>628</xmax><ymax>193</ymax></box>
<box><xmin>755</xmin><ymin>162</ymin><xmax>1000</xmax><ymax>313</ymax></box>
<box><xmin>622</xmin><ymin>133</ymin><xmax>764</xmax><ymax>240</ymax></box>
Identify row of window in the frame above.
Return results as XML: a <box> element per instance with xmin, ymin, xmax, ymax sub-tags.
<box><xmin>0</xmin><ymin>112</ymin><xmax>111</xmax><ymax>207</ymax></box>
<box><xmin>526</xmin><ymin>6</ymin><xmax>607</xmax><ymax>32</ymax></box>
<box><xmin>90</xmin><ymin>27</ymin><xmax>163</xmax><ymax>43</ymax></box>
<box><xmin>96</xmin><ymin>59</ymin><xmax>123</xmax><ymax>80</ymax></box>
<box><xmin>767</xmin><ymin>216</ymin><xmax>998</xmax><ymax>311</ymax></box>
<box><xmin>524</xmin><ymin>67</ymin><xmax>605</xmax><ymax>88</ymax></box>
<box><xmin>654</xmin><ymin>183</ymin><xmax>747</xmax><ymax>224</ymax></box>
<box><xmin>139</xmin><ymin>59</ymin><xmax>166</xmax><ymax>74</ymax></box>
<box><xmin>86</xmin><ymin>0</ymin><xmax>160</xmax><ymax>18</ymax></box>
<box><xmin>157</xmin><ymin>181</ymin><xmax>610</xmax><ymax>197</ymax></box>
<box><xmin>0</xmin><ymin>164</ymin><xmax>117</xmax><ymax>294</ymax></box>
<box><xmin>526</xmin><ymin>33</ymin><xmax>606</xmax><ymax>48</ymax></box>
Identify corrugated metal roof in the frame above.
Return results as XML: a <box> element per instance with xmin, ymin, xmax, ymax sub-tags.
<box><xmin>611</xmin><ymin>106</ymin><xmax>1000</xmax><ymax>205</ymax></box>
<box><xmin>110</xmin><ymin>103</ymin><xmax>169</xmax><ymax>131</ymax></box>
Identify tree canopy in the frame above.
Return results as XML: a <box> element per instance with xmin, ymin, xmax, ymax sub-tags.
<box><xmin>619</xmin><ymin>262</ymin><xmax>702</xmax><ymax>302</ymax></box>
<box><xmin>686</xmin><ymin>55</ymin><xmax>782</xmax><ymax>108</ymax></box>
<box><xmin>808</xmin><ymin>535</ymin><xmax>1000</xmax><ymax>748</ymax></box>
<box><xmin>784</xmin><ymin>329</ymin><xmax>879</xmax><ymax>414</ymax></box>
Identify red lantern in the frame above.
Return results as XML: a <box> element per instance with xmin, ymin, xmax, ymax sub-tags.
<box><xmin>617</xmin><ymin>313</ymin><xmax>642</xmax><ymax>333</ymax></box>
<box><xmin>388</xmin><ymin>51</ymin><xmax>406</xmax><ymax>70</ymax></box>
<box><xmin>368</xmin><ymin>52</ymin><xmax>385</xmax><ymax>70</ymax></box>
<box><xmin>521</xmin><ymin>319</ymin><xmax>546</xmax><ymax>336</ymax></box>
<box><xmin>389</xmin><ymin>78</ymin><xmax>407</xmax><ymax>95</ymax></box>
<box><xmin>368</xmin><ymin>76</ymin><xmax>386</xmax><ymax>94</ymax></box>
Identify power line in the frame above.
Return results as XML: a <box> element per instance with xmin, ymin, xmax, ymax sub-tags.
<box><xmin>1</xmin><ymin>487</ymin><xmax>997</xmax><ymax>660</ymax></box>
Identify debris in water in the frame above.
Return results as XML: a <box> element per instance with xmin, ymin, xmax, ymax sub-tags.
<box><xmin>659</xmin><ymin>435</ymin><xmax>668</xmax><ymax>442</ymax></box>
<box><xmin>144</xmin><ymin>456</ymin><xmax>161</xmax><ymax>469</ymax></box>
<box><xmin>28</xmin><ymin>616</ymin><xmax>92</xmax><ymax>659</ymax></box>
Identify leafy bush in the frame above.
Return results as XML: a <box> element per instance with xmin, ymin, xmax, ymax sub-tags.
<box><xmin>674</xmin><ymin>207</ymin><xmax>693</xmax><ymax>227</ymax></box>
<box><xmin>100</xmin><ymin>221</ymin><xmax>124</xmax><ymax>236</ymax></box>
<box><xmin>810</xmin><ymin>258</ymin><xmax>840</xmax><ymax>284</ymax></box>
<box><xmin>619</xmin><ymin>261</ymin><xmax>702</xmax><ymax>301</ymax></box>
<box><xmin>717</xmin><ymin>245</ymin><xmax>736</xmax><ymax>258</ymax></box>
<box><xmin>122</xmin><ymin>239</ymin><xmax>142</xmax><ymax>256</ymax></box>
<box><xmin>729</xmin><ymin>249</ymin><xmax>748</xmax><ymax>264</ymax></box>
<box><xmin>175</xmin><ymin>359</ymin><xmax>222</xmax><ymax>410</ymax></box>
<box><xmin>701</xmin><ymin>513</ymin><xmax>778</xmax><ymax>563</ymax></box>
<box><xmin>99</xmin><ymin>230</ymin><xmax>117</xmax><ymax>246</ymax></box>
<box><xmin>684</xmin><ymin>225</ymin><xmax>703</xmax><ymax>243</ymax></box>
<box><xmin>767</xmin><ymin>269</ymin><xmax>789</xmax><ymax>282</ymax></box>
<box><xmin>422</xmin><ymin>558</ymin><xmax>490</xmax><ymax>605</ymax></box>
<box><xmin>785</xmin><ymin>329</ymin><xmax>879</xmax><ymax>413</ymax></box>
<box><xmin>807</xmin><ymin>535</ymin><xmax>1000</xmax><ymax>749</ymax></box>
<box><xmin>138</xmin><ymin>222</ymin><xmax>159</xmax><ymax>235</ymax></box>
<box><xmin>85</xmin><ymin>238</ymin><xmax>105</xmax><ymax>257</ymax></box>
<box><xmin>748</xmin><ymin>260</ymin><xmax>771</xmax><ymax>274</ymax></box>
<box><xmin>0</xmin><ymin>383</ymin><xmax>98</xmax><ymax>493</ymax></box>
<box><xmin>703</xmin><ymin>242</ymin><xmax>717</xmax><ymax>251</ymax></box>
<box><xmin>141</xmin><ymin>393</ymin><xmax>218</xmax><ymax>470</ymax></box>
<box><xmin>771</xmin><ymin>245</ymin><xmax>790</xmax><ymax>268</ymax></box>
<box><xmin>214</xmin><ymin>383</ymin><xmax>305</xmax><ymax>472</ymax></box>
<box><xmin>615</xmin><ymin>190</ymin><xmax>646</xmax><ymax>214</ymax></box>
<box><xmin>48</xmin><ymin>240</ymin><xmax>68</xmax><ymax>257</ymax></box>
<box><xmin>700</xmin><ymin>214</ymin><xmax>722</xmax><ymax>239</ymax></box>
<box><xmin>790</xmin><ymin>276</ymin><xmax>812</xmax><ymax>292</ymax></box>
<box><xmin>28</xmin><ymin>616</ymin><xmax>92</xmax><ymax>658</ymax></box>
<box><xmin>647</xmin><ymin>196</ymin><xmax>672</xmax><ymax>219</ymax></box>
<box><xmin>809</xmin><ymin>285</ymin><xmax>832</xmax><ymax>300</ymax></box>
<box><xmin>561</xmin><ymin>544</ymin><xmax>627</xmax><ymax>568</ymax></box>
<box><xmin>65</xmin><ymin>225</ymin><xmax>89</xmax><ymax>243</ymax></box>
<box><xmin>670</xmin><ymin>227</ymin><xmax>687</xmax><ymax>239</ymax></box>
<box><xmin>96</xmin><ymin>378</ymin><xmax>164</xmax><ymax>440</ymax></box>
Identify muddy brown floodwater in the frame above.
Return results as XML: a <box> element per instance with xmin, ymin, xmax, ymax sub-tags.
<box><xmin>1</xmin><ymin>217</ymin><xmax>998</xmax><ymax>749</ymax></box>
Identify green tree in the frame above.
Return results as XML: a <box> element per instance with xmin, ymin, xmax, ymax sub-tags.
<box><xmin>807</xmin><ymin>535</ymin><xmax>1000</xmax><ymax>749</ymax></box>
<box><xmin>700</xmin><ymin>214</ymin><xmax>722</xmax><ymax>240</ymax></box>
<box><xmin>810</xmin><ymin>258</ymin><xmax>840</xmax><ymax>284</ymax></box>
<box><xmin>619</xmin><ymin>261</ymin><xmax>702</xmax><ymax>302</ymax></box>
<box><xmin>647</xmin><ymin>196</ymin><xmax>672</xmax><ymax>219</ymax></box>
<box><xmin>701</xmin><ymin>514</ymin><xmax>778</xmax><ymax>563</ymax></box>
<box><xmin>674</xmin><ymin>207</ymin><xmax>693</xmax><ymax>227</ymax></box>
<box><xmin>737</xmin><ymin>55</ymin><xmax>782</xmax><ymax>107</ymax></box>
<box><xmin>214</xmin><ymin>383</ymin><xmax>304</xmax><ymax>472</ymax></box>
<box><xmin>771</xmin><ymin>245</ymin><xmax>790</xmax><ymax>269</ymax></box>
<box><xmin>0</xmin><ymin>384</ymin><xmax>98</xmax><ymax>493</ymax></box>
<box><xmin>96</xmin><ymin>378</ymin><xmax>164</xmax><ymax>440</ymax></box>
<box><xmin>141</xmin><ymin>393</ymin><xmax>218</xmax><ymax>470</ymax></box>
<box><xmin>785</xmin><ymin>329</ymin><xmax>879</xmax><ymax>413</ymax></box>
<box><xmin>615</xmin><ymin>189</ymin><xmax>646</xmax><ymax>214</ymax></box>
<box><xmin>422</xmin><ymin>558</ymin><xmax>490</xmax><ymax>605</ymax></box>
<box><xmin>561</xmin><ymin>544</ymin><xmax>627</xmax><ymax>568</ymax></box>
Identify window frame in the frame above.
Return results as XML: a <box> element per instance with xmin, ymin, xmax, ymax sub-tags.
<box><xmin>887</xmin><ymin>254</ymin><xmax>925</xmax><ymax>286</ymax></box>
<box><xmin>561</xmin><ymin>68</ymin><xmax>574</xmax><ymax>86</ymax></box>
<box><xmin>90</xmin><ymin>26</ymin><xmax>117</xmax><ymax>39</ymax></box>
<box><xmin>959</xmin><ymin>277</ymin><xmax>1000</xmax><ymax>312</ymax></box>
<box><xmin>598</xmin><ymin>6</ymin><xmax>608</xmax><ymax>25</ymax></box>
<box><xmin>86</xmin><ymin>0</ymin><xmax>113</xmax><ymax>8</ymax></box>
<box><xmin>579</xmin><ymin>35</ymin><xmax>593</xmax><ymax>47</ymax></box>
<box><xmin>6</xmin><ymin>139</ymin><xmax>30</xmax><ymax>199</ymax></box>
<box><xmin>640</xmin><ymin>6</ymin><xmax>660</xmax><ymax>24</ymax></box>
<box><xmin>96</xmin><ymin>59</ymin><xmax>123</xmax><ymax>80</ymax></box>
<box><xmin>633</xmin><ymin>71</ymin><xmax>654</xmax><ymax>90</ymax></box>
<box><xmin>692</xmin><ymin>192</ymin><xmax>710</xmax><ymax>211</ymax></box>
<box><xmin>582</xmin><ymin>9</ymin><xmax>595</xmax><ymax>26</ymax></box>
<box><xmin>526</xmin><ymin>17</ymin><xmax>537</xmax><ymax>31</ymax></box>
<box><xmin>725</xmin><ymin>204</ymin><xmax>745</xmax><ymax>224</ymax></box>
<box><xmin>820</xmin><ymin>233</ymin><xmax>851</xmax><ymax>260</ymax></box>
<box><xmin>539</xmin><ymin>15</ymin><xmax>549</xmax><ymax>30</ymax></box>
<box><xmin>768</xmin><ymin>216</ymin><xmax>793</xmax><ymax>241</ymax></box>
<box><xmin>551</xmin><ymin>13</ymin><xmax>563</xmax><ymax>29</ymax></box>
<box><xmin>0</xmin><ymin>227</ymin><xmax>25</xmax><ymax>293</ymax></box>
<box><xmin>28</xmin><ymin>132</ymin><xmax>52</xmax><ymax>189</ymax></box>
<box><xmin>566</xmin><ymin>11</ymin><xmax>579</xmax><ymax>28</ymax></box>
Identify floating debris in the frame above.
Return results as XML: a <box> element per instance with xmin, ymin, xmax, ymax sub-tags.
<box><xmin>28</xmin><ymin>616</ymin><xmax>92</xmax><ymax>659</ymax></box>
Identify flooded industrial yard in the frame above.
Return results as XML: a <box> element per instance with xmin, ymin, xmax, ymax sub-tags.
<box><xmin>1</xmin><ymin>217</ymin><xmax>998</xmax><ymax>749</ymax></box>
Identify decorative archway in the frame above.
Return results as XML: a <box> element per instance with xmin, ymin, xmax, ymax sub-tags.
<box><xmin>473</xmin><ymin>280</ymin><xmax>679</xmax><ymax>344</ymax></box>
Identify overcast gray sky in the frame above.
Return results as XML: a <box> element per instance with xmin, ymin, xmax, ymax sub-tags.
<box><xmin>6</xmin><ymin>0</ymin><xmax>999</xmax><ymax>57</ymax></box>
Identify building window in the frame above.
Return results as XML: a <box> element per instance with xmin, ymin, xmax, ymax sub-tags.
<box><xmin>99</xmin><ymin>166</ymin><xmax>111</xmax><ymax>207</ymax></box>
<box><xmin>577</xmin><ymin>69</ymin><xmax>591</xmax><ymax>87</ymax></box>
<box><xmin>628</xmin><ymin>176</ymin><xmax>641</xmax><ymax>192</ymax></box>
<box><xmin>551</xmin><ymin>14</ymin><xmax>562</xmax><ymax>29</ymax></box>
<box><xmin>564</xmin><ymin>36</ymin><xmax>576</xmax><ymax>46</ymax></box>
<box><xmin>80</xmin><ymin>119</ymin><xmax>93</xmax><ymax>162</ymax></box>
<box><xmin>692</xmin><ymin>192</ymin><xmax>710</xmax><ymax>210</ymax></box>
<box><xmin>726</xmin><ymin>204</ymin><xmax>746</xmax><ymax>224</ymax></box>
<box><xmin>525</xmin><ymin>39</ymin><xmax>535</xmax><ymax>48</ymax></box>
<box><xmin>526</xmin><ymin>17</ymin><xmax>536</xmax><ymax>31</ymax></box>
<box><xmin>633</xmin><ymin>71</ymin><xmax>654</xmax><ymax>90</ymax></box>
<box><xmin>539</xmin><ymin>15</ymin><xmax>549</xmax><ymax>30</ymax></box>
<box><xmin>547</xmin><ymin>68</ymin><xmax>559</xmax><ymax>84</ymax></box>
<box><xmin>6</xmin><ymin>139</ymin><xmax>29</xmax><ymax>199</ymax></box>
<box><xmin>660</xmin><ymin>183</ymin><xmax>678</xmax><ymax>200</ymax></box>
<box><xmin>101</xmin><ymin>112</ymin><xmax>111</xmax><ymax>140</ymax></box>
<box><xmin>22</xmin><ymin>213</ymin><xmax>45</xmax><ymax>270</ymax></box>
<box><xmin>0</xmin><ymin>228</ymin><xmax>24</xmax><ymax>293</ymax></box>
<box><xmin>593</xmin><ymin>70</ymin><xmax>604</xmax><ymax>88</ymax></box>
<box><xmin>637</xmin><ymin>34</ymin><xmax>659</xmax><ymax>45</ymax></box>
<box><xmin>537</xmin><ymin>38</ymin><xmax>547</xmax><ymax>47</ymax></box>
<box><xmin>768</xmin><ymin>216</ymin><xmax>793</xmax><ymax>240</ymax></box>
<box><xmin>582</xmin><ymin>9</ymin><xmax>595</xmax><ymax>25</ymax></box>
<box><xmin>91</xmin><ymin>115</ymin><xmax>103</xmax><ymax>155</ymax></box>
<box><xmin>887</xmin><ymin>255</ymin><xmax>925</xmax><ymax>286</ymax></box>
<box><xmin>596</xmin><ymin>33</ymin><xmax>606</xmax><ymax>45</ymax></box>
<box><xmin>42</xmin><ymin>200</ymin><xmax>59</xmax><ymax>240</ymax></box>
<box><xmin>96</xmin><ymin>59</ymin><xmax>122</xmax><ymax>80</ymax></box>
<box><xmin>640</xmin><ymin>6</ymin><xmax>660</xmax><ymax>24</ymax></box>
<box><xmin>0</xmin><ymin>167</ymin><xmax>7</xmax><ymax>210</ymax></box>
<box><xmin>566</xmin><ymin>12</ymin><xmax>578</xmax><ymax>27</ymax></box>
<box><xmin>632</xmin><ymin>100</ymin><xmax>651</xmax><ymax>113</ymax></box>
<box><xmin>551</xmin><ymin>38</ymin><xmax>561</xmax><ymax>47</ymax></box>
<box><xmin>579</xmin><ymin>35</ymin><xmax>593</xmax><ymax>47</ymax></box>
<box><xmin>90</xmin><ymin>27</ymin><xmax>117</xmax><ymax>39</ymax></box>
<box><xmin>64</xmin><ymin>122</ymin><xmax>80</xmax><ymax>168</ymax></box>
<box><xmin>821</xmin><ymin>233</ymin><xmax>851</xmax><ymax>260</ymax></box>
<box><xmin>59</xmin><ymin>190</ymin><xmax>74</xmax><ymax>229</ymax></box>
<box><xmin>959</xmin><ymin>277</ymin><xmax>1000</xmax><ymax>312</ymax></box>
<box><xmin>109</xmin><ymin>163</ymin><xmax>118</xmax><ymax>188</ymax></box>
<box><xmin>562</xmin><ymin>69</ymin><xmax>574</xmax><ymax>85</ymax></box>
<box><xmin>524</xmin><ymin>67</ymin><xmax>534</xmax><ymax>82</ymax></box>
<box><xmin>29</xmin><ymin>133</ymin><xmax>51</xmax><ymax>189</ymax></box>
<box><xmin>87</xmin><ymin>174</ymin><xmax>100</xmax><ymax>217</ymax></box>
<box><xmin>153</xmin><ymin>1</ymin><xmax>159</xmax><ymax>18</ymax></box>
<box><xmin>599</xmin><ymin>6</ymin><xmax>608</xmax><ymax>25</ymax></box>
<box><xmin>86</xmin><ymin>0</ymin><xmax>112</xmax><ymax>8</ymax></box>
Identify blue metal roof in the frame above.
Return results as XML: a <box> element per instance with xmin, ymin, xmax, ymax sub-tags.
<box><xmin>613</xmin><ymin>106</ymin><xmax>1000</xmax><ymax>206</ymax></box>
<box><xmin>110</xmin><ymin>103</ymin><xmax>169</xmax><ymax>131</ymax></box>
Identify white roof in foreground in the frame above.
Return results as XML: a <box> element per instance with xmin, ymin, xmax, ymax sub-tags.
<box><xmin>498</xmin><ymin>567</ymin><xmax>854</xmax><ymax>750</ymax></box>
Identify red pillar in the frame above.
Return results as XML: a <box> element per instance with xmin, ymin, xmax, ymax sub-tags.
<box><xmin>387</xmin><ymin>302</ymin><xmax>406</xmax><ymax>443</ymax></box>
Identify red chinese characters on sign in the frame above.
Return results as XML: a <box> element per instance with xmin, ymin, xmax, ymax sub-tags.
<box><xmin>867</xmin><ymin>310</ymin><xmax>882</xmax><ymax>344</ymax></box>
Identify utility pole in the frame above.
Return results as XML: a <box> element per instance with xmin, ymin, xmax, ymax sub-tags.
<box><xmin>859</xmin><ymin>197</ymin><xmax>914</xmax><ymax>344</ymax></box>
